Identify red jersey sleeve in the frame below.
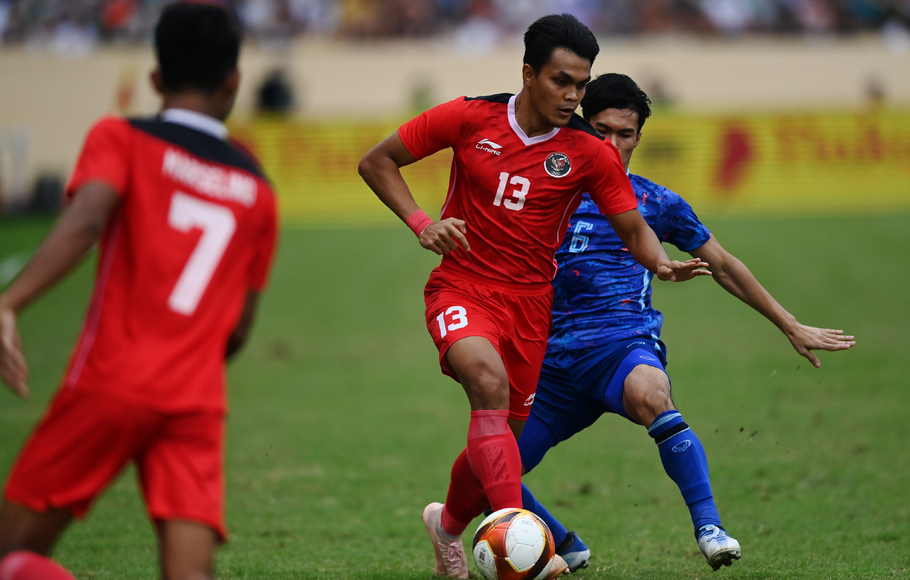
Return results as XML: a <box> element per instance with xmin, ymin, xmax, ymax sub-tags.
<box><xmin>66</xmin><ymin>116</ymin><xmax>132</xmax><ymax>199</ymax></box>
<box><xmin>397</xmin><ymin>97</ymin><xmax>466</xmax><ymax>160</ymax></box>
<box><xmin>587</xmin><ymin>139</ymin><xmax>637</xmax><ymax>215</ymax></box>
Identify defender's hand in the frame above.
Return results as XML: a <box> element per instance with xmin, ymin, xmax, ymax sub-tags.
<box><xmin>656</xmin><ymin>257</ymin><xmax>712</xmax><ymax>282</ymax></box>
<box><xmin>787</xmin><ymin>325</ymin><xmax>856</xmax><ymax>367</ymax></box>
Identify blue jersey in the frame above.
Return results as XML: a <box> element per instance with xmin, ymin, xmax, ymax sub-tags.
<box><xmin>547</xmin><ymin>173</ymin><xmax>711</xmax><ymax>354</ymax></box>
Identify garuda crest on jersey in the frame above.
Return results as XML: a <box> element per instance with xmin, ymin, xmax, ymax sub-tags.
<box><xmin>544</xmin><ymin>152</ymin><xmax>571</xmax><ymax>178</ymax></box>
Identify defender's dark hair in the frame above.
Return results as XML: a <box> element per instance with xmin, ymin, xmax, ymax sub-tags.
<box><xmin>581</xmin><ymin>73</ymin><xmax>651</xmax><ymax>131</ymax></box>
<box><xmin>155</xmin><ymin>1</ymin><xmax>243</xmax><ymax>93</ymax></box>
<box><xmin>523</xmin><ymin>14</ymin><xmax>599</xmax><ymax>73</ymax></box>
<box><xmin>581</xmin><ymin>73</ymin><xmax>652</xmax><ymax>131</ymax></box>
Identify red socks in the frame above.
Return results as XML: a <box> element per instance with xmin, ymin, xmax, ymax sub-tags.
<box><xmin>440</xmin><ymin>410</ymin><xmax>523</xmax><ymax>535</ymax></box>
<box><xmin>0</xmin><ymin>551</ymin><xmax>77</xmax><ymax>580</ymax></box>
<box><xmin>440</xmin><ymin>450</ymin><xmax>489</xmax><ymax>536</ymax></box>
<box><xmin>466</xmin><ymin>410</ymin><xmax>523</xmax><ymax>511</ymax></box>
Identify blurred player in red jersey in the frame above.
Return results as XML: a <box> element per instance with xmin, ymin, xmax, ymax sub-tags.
<box><xmin>0</xmin><ymin>3</ymin><xmax>278</xmax><ymax>579</ymax></box>
<box><xmin>359</xmin><ymin>13</ymin><xmax>711</xmax><ymax>579</ymax></box>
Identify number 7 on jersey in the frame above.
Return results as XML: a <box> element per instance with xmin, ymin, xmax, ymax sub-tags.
<box><xmin>167</xmin><ymin>192</ymin><xmax>236</xmax><ymax>316</ymax></box>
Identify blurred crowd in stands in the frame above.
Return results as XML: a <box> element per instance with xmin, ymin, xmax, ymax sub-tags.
<box><xmin>1</xmin><ymin>0</ymin><xmax>909</xmax><ymax>53</ymax></box>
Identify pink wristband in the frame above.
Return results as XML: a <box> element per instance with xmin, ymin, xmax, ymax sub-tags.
<box><xmin>405</xmin><ymin>209</ymin><xmax>433</xmax><ymax>237</ymax></box>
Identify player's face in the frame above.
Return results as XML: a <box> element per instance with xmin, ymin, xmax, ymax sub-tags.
<box><xmin>588</xmin><ymin>107</ymin><xmax>641</xmax><ymax>170</ymax></box>
<box><xmin>521</xmin><ymin>48</ymin><xmax>591</xmax><ymax>133</ymax></box>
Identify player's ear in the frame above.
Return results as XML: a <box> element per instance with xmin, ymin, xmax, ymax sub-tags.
<box><xmin>219</xmin><ymin>69</ymin><xmax>241</xmax><ymax>119</ymax></box>
<box><xmin>150</xmin><ymin>67</ymin><xmax>164</xmax><ymax>95</ymax></box>
<box><xmin>224</xmin><ymin>69</ymin><xmax>240</xmax><ymax>99</ymax></box>
<box><xmin>522</xmin><ymin>63</ymin><xmax>535</xmax><ymax>88</ymax></box>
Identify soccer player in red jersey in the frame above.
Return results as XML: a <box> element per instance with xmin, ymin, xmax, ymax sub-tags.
<box><xmin>359</xmin><ymin>13</ymin><xmax>711</xmax><ymax>579</ymax></box>
<box><xmin>0</xmin><ymin>4</ymin><xmax>277</xmax><ymax>579</ymax></box>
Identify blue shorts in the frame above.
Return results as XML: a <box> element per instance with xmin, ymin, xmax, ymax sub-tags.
<box><xmin>521</xmin><ymin>337</ymin><xmax>667</xmax><ymax>472</ymax></box>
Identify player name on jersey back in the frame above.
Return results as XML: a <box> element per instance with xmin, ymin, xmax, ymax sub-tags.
<box><xmin>162</xmin><ymin>148</ymin><xmax>257</xmax><ymax>207</ymax></box>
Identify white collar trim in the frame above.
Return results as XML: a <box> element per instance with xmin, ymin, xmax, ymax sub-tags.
<box><xmin>161</xmin><ymin>108</ymin><xmax>228</xmax><ymax>140</ymax></box>
<box><xmin>508</xmin><ymin>94</ymin><xmax>560</xmax><ymax>146</ymax></box>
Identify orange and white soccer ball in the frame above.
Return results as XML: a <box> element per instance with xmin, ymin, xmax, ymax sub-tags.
<box><xmin>472</xmin><ymin>508</ymin><xmax>558</xmax><ymax>580</ymax></box>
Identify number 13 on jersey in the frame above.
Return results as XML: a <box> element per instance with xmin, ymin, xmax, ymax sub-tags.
<box><xmin>493</xmin><ymin>172</ymin><xmax>529</xmax><ymax>211</ymax></box>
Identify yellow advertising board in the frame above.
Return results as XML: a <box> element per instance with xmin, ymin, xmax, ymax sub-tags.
<box><xmin>635</xmin><ymin>108</ymin><xmax>910</xmax><ymax>215</ymax></box>
<box><xmin>231</xmin><ymin>109</ymin><xmax>910</xmax><ymax>226</ymax></box>
<box><xmin>230</xmin><ymin>118</ymin><xmax>452</xmax><ymax>227</ymax></box>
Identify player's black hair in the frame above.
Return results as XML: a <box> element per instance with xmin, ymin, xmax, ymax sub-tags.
<box><xmin>581</xmin><ymin>73</ymin><xmax>652</xmax><ymax>131</ymax></box>
<box><xmin>523</xmin><ymin>14</ymin><xmax>599</xmax><ymax>73</ymax></box>
<box><xmin>154</xmin><ymin>1</ymin><xmax>243</xmax><ymax>94</ymax></box>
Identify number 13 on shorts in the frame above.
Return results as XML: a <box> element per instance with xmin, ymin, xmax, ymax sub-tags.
<box><xmin>436</xmin><ymin>306</ymin><xmax>468</xmax><ymax>338</ymax></box>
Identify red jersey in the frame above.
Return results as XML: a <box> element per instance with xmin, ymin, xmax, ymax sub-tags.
<box><xmin>398</xmin><ymin>93</ymin><xmax>636</xmax><ymax>286</ymax></box>
<box><xmin>63</xmin><ymin>111</ymin><xmax>278</xmax><ymax>413</ymax></box>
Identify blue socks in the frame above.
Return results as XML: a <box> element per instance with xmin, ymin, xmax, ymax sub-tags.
<box><xmin>648</xmin><ymin>410</ymin><xmax>721</xmax><ymax>531</ymax></box>
<box><xmin>518</xmin><ymin>410</ymin><xmax>722</xmax><ymax>543</ymax></box>
<box><xmin>521</xmin><ymin>482</ymin><xmax>569</xmax><ymax>547</ymax></box>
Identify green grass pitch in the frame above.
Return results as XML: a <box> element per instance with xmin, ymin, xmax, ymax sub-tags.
<box><xmin>0</xmin><ymin>211</ymin><xmax>907</xmax><ymax>579</ymax></box>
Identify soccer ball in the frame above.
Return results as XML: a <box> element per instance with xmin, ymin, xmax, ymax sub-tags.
<box><xmin>472</xmin><ymin>508</ymin><xmax>557</xmax><ymax>580</ymax></box>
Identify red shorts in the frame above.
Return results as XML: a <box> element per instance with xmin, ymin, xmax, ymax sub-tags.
<box><xmin>4</xmin><ymin>388</ymin><xmax>227</xmax><ymax>540</ymax></box>
<box><xmin>424</xmin><ymin>269</ymin><xmax>553</xmax><ymax>420</ymax></box>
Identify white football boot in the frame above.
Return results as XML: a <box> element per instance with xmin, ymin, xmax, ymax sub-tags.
<box><xmin>697</xmin><ymin>525</ymin><xmax>742</xmax><ymax>570</ymax></box>
<box><xmin>422</xmin><ymin>502</ymin><xmax>469</xmax><ymax>579</ymax></box>
<box><xmin>556</xmin><ymin>531</ymin><xmax>591</xmax><ymax>572</ymax></box>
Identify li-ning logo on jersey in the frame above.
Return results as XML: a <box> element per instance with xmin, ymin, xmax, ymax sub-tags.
<box><xmin>476</xmin><ymin>138</ymin><xmax>503</xmax><ymax>156</ymax></box>
<box><xmin>544</xmin><ymin>152</ymin><xmax>571</xmax><ymax>177</ymax></box>
<box><xmin>524</xmin><ymin>393</ymin><xmax>536</xmax><ymax>406</ymax></box>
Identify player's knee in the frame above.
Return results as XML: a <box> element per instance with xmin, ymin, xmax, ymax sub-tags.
<box><xmin>623</xmin><ymin>368</ymin><xmax>673</xmax><ymax>425</ymax></box>
<box><xmin>469</xmin><ymin>379</ymin><xmax>510</xmax><ymax>410</ymax></box>
<box><xmin>461</xmin><ymin>366</ymin><xmax>509</xmax><ymax>409</ymax></box>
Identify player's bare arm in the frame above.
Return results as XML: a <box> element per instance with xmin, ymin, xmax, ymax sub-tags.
<box><xmin>607</xmin><ymin>208</ymin><xmax>711</xmax><ymax>282</ymax></box>
<box><xmin>359</xmin><ymin>131</ymin><xmax>469</xmax><ymax>254</ymax></box>
<box><xmin>358</xmin><ymin>131</ymin><xmax>421</xmax><ymax>219</ymax></box>
<box><xmin>0</xmin><ymin>306</ymin><xmax>27</xmax><ymax>398</ymax></box>
<box><xmin>691</xmin><ymin>234</ymin><xmax>855</xmax><ymax>367</ymax></box>
<box><xmin>0</xmin><ymin>181</ymin><xmax>119</xmax><ymax>398</ymax></box>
